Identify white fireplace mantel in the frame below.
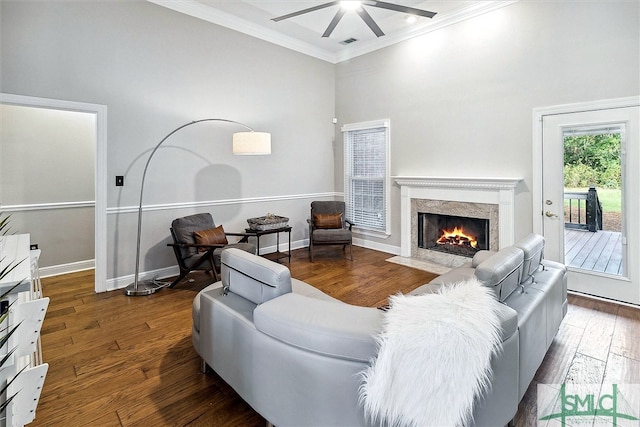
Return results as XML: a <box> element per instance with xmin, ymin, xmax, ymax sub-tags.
<box><xmin>393</xmin><ymin>176</ymin><xmax>523</xmax><ymax>257</ymax></box>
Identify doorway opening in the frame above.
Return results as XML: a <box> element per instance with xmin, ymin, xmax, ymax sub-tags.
<box><xmin>1</xmin><ymin>93</ymin><xmax>107</xmax><ymax>293</ymax></box>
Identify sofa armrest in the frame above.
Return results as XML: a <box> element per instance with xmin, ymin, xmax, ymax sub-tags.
<box><xmin>254</xmin><ymin>293</ymin><xmax>382</xmax><ymax>362</ymax></box>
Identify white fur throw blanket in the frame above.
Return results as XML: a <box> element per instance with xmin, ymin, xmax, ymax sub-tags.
<box><xmin>359</xmin><ymin>277</ymin><xmax>503</xmax><ymax>427</ymax></box>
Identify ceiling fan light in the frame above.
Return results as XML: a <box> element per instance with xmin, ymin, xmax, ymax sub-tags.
<box><xmin>340</xmin><ymin>1</ymin><xmax>362</xmax><ymax>11</ymax></box>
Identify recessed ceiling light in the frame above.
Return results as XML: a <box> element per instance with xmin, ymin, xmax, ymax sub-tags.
<box><xmin>406</xmin><ymin>15</ymin><xmax>417</xmax><ymax>24</ymax></box>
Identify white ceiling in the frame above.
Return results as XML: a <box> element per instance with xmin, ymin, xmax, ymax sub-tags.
<box><xmin>149</xmin><ymin>0</ymin><xmax>518</xmax><ymax>63</ymax></box>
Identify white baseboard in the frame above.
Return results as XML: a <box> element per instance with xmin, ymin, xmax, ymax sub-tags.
<box><xmin>103</xmin><ymin>238</ymin><xmax>400</xmax><ymax>293</ymax></box>
<box><xmin>353</xmin><ymin>237</ymin><xmax>400</xmax><ymax>256</ymax></box>
<box><xmin>105</xmin><ymin>239</ymin><xmax>310</xmax><ymax>292</ymax></box>
<box><xmin>256</xmin><ymin>238</ymin><xmax>308</xmax><ymax>256</ymax></box>
<box><xmin>106</xmin><ymin>265</ymin><xmax>180</xmax><ymax>292</ymax></box>
<box><xmin>40</xmin><ymin>259</ymin><xmax>95</xmax><ymax>278</ymax></box>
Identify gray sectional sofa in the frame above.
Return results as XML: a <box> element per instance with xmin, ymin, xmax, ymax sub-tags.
<box><xmin>192</xmin><ymin>233</ymin><xmax>566</xmax><ymax>426</ymax></box>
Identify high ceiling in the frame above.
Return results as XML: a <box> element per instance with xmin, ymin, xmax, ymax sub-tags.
<box><xmin>149</xmin><ymin>1</ymin><xmax>517</xmax><ymax>63</ymax></box>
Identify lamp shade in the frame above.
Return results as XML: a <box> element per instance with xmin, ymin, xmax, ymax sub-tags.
<box><xmin>232</xmin><ymin>131</ymin><xmax>271</xmax><ymax>155</ymax></box>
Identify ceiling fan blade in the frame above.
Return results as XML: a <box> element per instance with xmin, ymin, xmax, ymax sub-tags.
<box><xmin>322</xmin><ymin>8</ymin><xmax>347</xmax><ymax>37</ymax></box>
<box><xmin>272</xmin><ymin>1</ymin><xmax>340</xmax><ymax>22</ymax></box>
<box><xmin>365</xmin><ymin>0</ymin><xmax>437</xmax><ymax>19</ymax></box>
<box><xmin>356</xmin><ymin>7</ymin><xmax>385</xmax><ymax>37</ymax></box>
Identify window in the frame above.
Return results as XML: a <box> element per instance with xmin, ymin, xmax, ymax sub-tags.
<box><xmin>342</xmin><ymin>119</ymin><xmax>390</xmax><ymax>235</ymax></box>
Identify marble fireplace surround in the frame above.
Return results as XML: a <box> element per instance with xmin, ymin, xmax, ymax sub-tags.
<box><xmin>394</xmin><ymin>176</ymin><xmax>522</xmax><ymax>267</ymax></box>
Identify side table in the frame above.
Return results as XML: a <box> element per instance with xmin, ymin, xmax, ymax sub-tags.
<box><xmin>240</xmin><ymin>226</ymin><xmax>292</xmax><ymax>263</ymax></box>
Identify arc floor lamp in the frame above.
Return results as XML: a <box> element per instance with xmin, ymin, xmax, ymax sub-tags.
<box><xmin>124</xmin><ymin>118</ymin><xmax>271</xmax><ymax>296</ymax></box>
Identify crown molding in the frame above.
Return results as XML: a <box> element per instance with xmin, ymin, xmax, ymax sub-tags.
<box><xmin>334</xmin><ymin>1</ymin><xmax>519</xmax><ymax>62</ymax></box>
<box><xmin>147</xmin><ymin>0</ymin><xmax>337</xmax><ymax>63</ymax></box>
<box><xmin>148</xmin><ymin>0</ymin><xmax>519</xmax><ymax>64</ymax></box>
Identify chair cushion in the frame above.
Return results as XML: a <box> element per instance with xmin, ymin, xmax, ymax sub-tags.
<box><xmin>194</xmin><ymin>225</ymin><xmax>228</xmax><ymax>251</ymax></box>
<box><xmin>172</xmin><ymin>213</ymin><xmax>215</xmax><ymax>257</ymax></box>
<box><xmin>313</xmin><ymin>213</ymin><xmax>343</xmax><ymax>229</ymax></box>
<box><xmin>312</xmin><ymin>228</ymin><xmax>352</xmax><ymax>242</ymax></box>
<box><xmin>311</xmin><ymin>201</ymin><xmax>346</xmax><ymax>215</ymax></box>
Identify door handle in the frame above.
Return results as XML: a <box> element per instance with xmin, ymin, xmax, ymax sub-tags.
<box><xmin>545</xmin><ymin>211</ymin><xmax>558</xmax><ymax>218</ymax></box>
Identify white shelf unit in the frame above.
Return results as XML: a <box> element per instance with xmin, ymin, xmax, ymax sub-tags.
<box><xmin>0</xmin><ymin>234</ymin><xmax>49</xmax><ymax>427</ymax></box>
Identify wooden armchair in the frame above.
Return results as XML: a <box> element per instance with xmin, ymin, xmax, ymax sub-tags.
<box><xmin>168</xmin><ymin>213</ymin><xmax>255</xmax><ymax>287</ymax></box>
<box><xmin>308</xmin><ymin>201</ymin><xmax>354</xmax><ymax>262</ymax></box>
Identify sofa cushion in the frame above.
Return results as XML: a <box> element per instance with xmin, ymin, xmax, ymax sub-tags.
<box><xmin>291</xmin><ymin>278</ymin><xmax>342</xmax><ymax>302</ymax></box>
<box><xmin>474</xmin><ymin>246</ymin><xmax>524</xmax><ymax>302</ymax></box>
<box><xmin>503</xmin><ymin>286</ymin><xmax>548</xmax><ymax>400</ymax></box>
<box><xmin>221</xmin><ymin>248</ymin><xmax>292</xmax><ymax>304</ymax></box>
<box><xmin>427</xmin><ymin>267</ymin><xmax>476</xmax><ymax>287</ymax></box>
<box><xmin>514</xmin><ymin>233</ymin><xmax>545</xmax><ymax>284</ymax></box>
<box><xmin>530</xmin><ymin>263</ymin><xmax>567</xmax><ymax>346</ymax></box>
<box><xmin>255</xmin><ymin>293</ymin><xmax>382</xmax><ymax>362</ymax></box>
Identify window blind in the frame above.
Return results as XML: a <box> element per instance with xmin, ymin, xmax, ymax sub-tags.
<box><xmin>343</xmin><ymin>122</ymin><xmax>389</xmax><ymax>233</ymax></box>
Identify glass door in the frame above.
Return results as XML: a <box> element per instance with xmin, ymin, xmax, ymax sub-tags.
<box><xmin>541</xmin><ymin>106</ymin><xmax>639</xmax><ymax>304</ymax></box>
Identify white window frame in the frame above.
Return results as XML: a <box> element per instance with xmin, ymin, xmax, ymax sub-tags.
<box><xmin>342</xmin><ymin>119</ymin><xmax>391</xmax><ymax>237</ymax></box>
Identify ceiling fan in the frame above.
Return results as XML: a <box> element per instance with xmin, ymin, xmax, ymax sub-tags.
<box><xmin>272</xmin><ymin>1</ymin><xmax>437</xmax><ymax>38</ymax></box>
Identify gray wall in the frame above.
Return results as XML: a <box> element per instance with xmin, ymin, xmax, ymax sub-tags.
<box><xmin>335</xmin><ymin>0</ymin><xmax>640</xmax><ymax>249</ymax></box>
<box><xmin>0</xmin><ymin>104</ymin><xmax>95</xmax><ymax>269</ymax></box>
<box><xmin>1</xmin><ymin>1</ymin><xmax>336</xmax><ymax>286</ymax></box>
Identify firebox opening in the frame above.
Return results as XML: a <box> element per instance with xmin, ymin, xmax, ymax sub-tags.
<box><xmin>418</xmin><ymin>213</ymin><xmax>489</xmax><ymax>258</ymax></box>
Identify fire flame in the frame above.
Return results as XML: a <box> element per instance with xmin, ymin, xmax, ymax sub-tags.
<box><xmin>436</xmin><ymin>226</ymin><xmax>478</xmax><ymax>249</ymax></box>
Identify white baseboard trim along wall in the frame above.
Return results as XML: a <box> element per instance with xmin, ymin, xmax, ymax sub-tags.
<box><xmin>40</xmin><ymin>259</ymin><xmax>95</xmax><ymax>278</ymax></box>
<box><xmin>353</xmin><ymin>237</ymin><xmax>401</xmax><ymax>256</ymax></box>
<box><xmin>105</xmin><ymin>238</ymin><xmax>312</xmax><ymax>292</ymax></box>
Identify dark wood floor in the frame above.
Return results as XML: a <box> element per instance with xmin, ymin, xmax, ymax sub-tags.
<box><xmin>31</xmin><ymin>246</ymin><xmax>639</xmax><ymax>426</ymax></box>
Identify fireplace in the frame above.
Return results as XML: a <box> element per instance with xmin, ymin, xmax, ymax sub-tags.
<box><xmin>394</xmin><ymin>176</ymin><xmax>522</xmax><ymax>268</ymax></box>
<box><xmin>418</xmin><ymin>213</ymin><xmax>489</xmax><ymax>258</ymax></box>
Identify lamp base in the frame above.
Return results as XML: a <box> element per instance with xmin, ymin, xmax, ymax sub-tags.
<box><xmin>124</xmin><ymin>279</ymin><xmax>163</xmax><ymax>296</ymax></box>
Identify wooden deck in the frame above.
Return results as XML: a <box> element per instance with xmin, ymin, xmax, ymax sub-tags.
<box><xmin>565</xmin><ymin>228</ymin><xmax>623</xmax><ymax>275</ymax></box>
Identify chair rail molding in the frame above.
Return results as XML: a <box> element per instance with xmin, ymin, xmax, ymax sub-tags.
<box><xmin>1</xmin><ymin>201</ymin><xmax>96</xmax><ymax>212</ymax></box>
<box><xmin>107</xmin><ymin>192</ymin><xmax>340</xmax><ymax>215</ymax></box>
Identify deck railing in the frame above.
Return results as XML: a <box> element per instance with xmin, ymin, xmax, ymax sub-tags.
<box><xmin>564</xmin><ymin>186</ymin><xmax>602</xmax><ymax>232</ymax></box>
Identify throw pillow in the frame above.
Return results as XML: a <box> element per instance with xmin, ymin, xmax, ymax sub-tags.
<box><xmin>193</xmin><ymin>225</ymin><xmax>228</xmax><ymax>252</ymax></box>
<box><xmin>314</xmin><ymin>212</ymin><xmax>343</xmax><ymax>229</ymax></box>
